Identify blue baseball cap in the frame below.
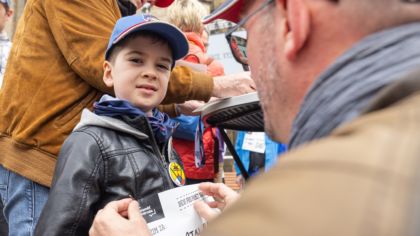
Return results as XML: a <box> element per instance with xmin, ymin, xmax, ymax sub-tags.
<box><xmin>105</xmin><ymin>14</ymin><xmax>189</xmax><ymax>64</ymax></box>
<box><xmin>203</xmin><ymin>0</ymin><xmax>243</xmax><ymax>24</ymax></box>
<box><xmin>0</xmin><ymin>0</ymin><xmax>11</xmax><ymax>7</ymax></box>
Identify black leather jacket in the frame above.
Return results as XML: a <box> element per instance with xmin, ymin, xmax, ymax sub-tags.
<box><xmin>35</xmin><ymin>110</ymin><xmax>175</xmax><ymax>236</ymax></box>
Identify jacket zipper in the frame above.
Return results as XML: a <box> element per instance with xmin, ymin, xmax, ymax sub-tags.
<box><xmin>142</xmin><ymin>118</ymin><xmax>174</xmax><ymax>189</ymax></box>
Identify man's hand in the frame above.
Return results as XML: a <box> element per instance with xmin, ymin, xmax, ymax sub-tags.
<box><xmin>236</xmin><ymin>175</ymin><xmax>245</xmax><ymax>190</ymax></box>
<box><xmin>194</xmin><ymin>183</ymin><xmax>240</xmax><ymax>222</ymax></box>
<box><xmin>212</xmin><ymin>72</ymin><xmax>256</xmax><ymax>98</ymax></box>
<box><xmin>89</xmin><ymin>199</ymin><xmax>151</xmax><ymax>236</ymax></box>
<box><xmin>140</xmin><ymin>0</ymin><xmax>156</xmax><ymax>6</ymax></box>
<box><xmin>129</xmin><ymin>0</ymin><xmax>156</xmax><ymax>9</ymax></box>
<box><xmin>176</xmin><ymin>100</ymin><xmax>206</xmax><ymax>116</ymax></box>
<box><xmin>176</xmin><ymin>97</ymin><xmax>220</xmax><ymax>116</ymax></box>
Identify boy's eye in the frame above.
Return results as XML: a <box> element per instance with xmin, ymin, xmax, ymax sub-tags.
<box><xmin>129</xmin><ymin>58</ymin><xmax>142</xmax><ymax>63</ymax></box>
<box><xmin>157</xmin><ymin>64</ymin><xmax>170</xmax><ymax>71</ymax></box>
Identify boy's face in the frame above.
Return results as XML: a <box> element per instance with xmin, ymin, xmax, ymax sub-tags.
<box><xmin>103</xmin><ymin>36</ymin><xmax>172</xmax><ymax>115</ymax></box>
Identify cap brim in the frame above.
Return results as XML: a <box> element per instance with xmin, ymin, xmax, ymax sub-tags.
<box><xmin>202</xmin><ymin>0</ymin><xmax>243</xmax><ymax>24</ymax></box>
<box><xmin>112</xmin><ymin>21</ymin><xmax>189</xmax><ymax>61</ymax></box>
<box><xmin>155</xmin><ymin>0</ymin><xmax>174</xmax><ymax>8</ymax></box>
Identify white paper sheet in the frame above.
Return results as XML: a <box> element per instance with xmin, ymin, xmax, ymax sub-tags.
<box><xmin>138</xmin><ymin>184</ymin><xmax>213</xmax><ymax>236</ymax></box>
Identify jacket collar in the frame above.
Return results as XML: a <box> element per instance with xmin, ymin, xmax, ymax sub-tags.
<box><xmin>363</xmin><ymin>69</ymin><xmax>420</xmax><ymax>114</ymax></box>
<box><xmin>75</xmin><ymin>109</ymin><xmax>149</xmax><ymax>140</ymax></box>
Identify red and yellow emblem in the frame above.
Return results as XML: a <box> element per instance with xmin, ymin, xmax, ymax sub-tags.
<box><xmin>168</xmin><ymin>162</ymin><xmax>186</xmax><ymax>186</ymax></box>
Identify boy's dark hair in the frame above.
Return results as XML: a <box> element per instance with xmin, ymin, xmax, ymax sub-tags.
<box><xmin>107</xmin><ymin>30</ymin><xmax>173</xmax><ymax>65</ymax></box>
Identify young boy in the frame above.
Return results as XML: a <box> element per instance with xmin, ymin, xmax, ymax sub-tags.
<box><xmin>34</xmin><ymin>14</ymin><xmax>189</xmax><ymax>236</ymax></box>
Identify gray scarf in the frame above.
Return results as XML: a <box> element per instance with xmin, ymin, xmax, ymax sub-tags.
<box><xmin>289</xmin><ymin>22</ymin><xmax>420</xmax><ymax>149</ymax></box>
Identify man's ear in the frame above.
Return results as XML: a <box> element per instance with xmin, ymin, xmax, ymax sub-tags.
<box><xmin>281</xmin><ymin>0</ymin><xmax>310</xmax><ymax>60</ymax></box>
<box><xmin>102</xmin><ymin>61</ymin><xmax>114</xmax><ymax>88</ymax></box>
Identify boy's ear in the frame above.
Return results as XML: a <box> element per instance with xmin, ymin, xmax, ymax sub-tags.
<box><xmin>102</xmin><ymin>61</ymin><xmax>114</xmax><ymax>88</ymax></box>
<box><xmin>281</xmin><ymin>0</ymin><xmax>311</xmax><ymax>61</ymax></box>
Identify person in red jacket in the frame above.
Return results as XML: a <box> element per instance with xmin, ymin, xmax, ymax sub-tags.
<box><xmin>166</xmin><ymin>0</ymin><xmax>226</xmax><ymax>184</ymax></box>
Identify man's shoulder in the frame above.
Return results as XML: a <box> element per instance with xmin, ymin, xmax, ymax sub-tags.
<box><xmin>204</xmin><ymin>88</ymin><xmax>420</xmax><ymax>236</ymax></box>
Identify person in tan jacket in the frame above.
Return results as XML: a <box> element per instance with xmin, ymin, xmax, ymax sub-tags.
<box><xmin>0</xmin><ymin>0</ymin><xmax>255</xmax><ymax>235</ymax></box>
<box><xmin>89</xmin><ymin>0</ymin><xmax>420</xmax><ymax>235</ymax></box>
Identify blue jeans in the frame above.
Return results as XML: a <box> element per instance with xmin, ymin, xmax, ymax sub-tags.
<box><xmin>0</xmin><ymin>165</ymin><xmax>49</xmax><ymax>236</ymax></box>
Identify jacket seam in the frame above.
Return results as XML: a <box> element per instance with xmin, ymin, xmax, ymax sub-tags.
<box><xmin>69</xmin><ymin>129</ymin><xmax>106</xmax><ymax>234</ymax></box>
<box><xmin>101</xmin><ymin>148</ymin><xmax>148</xmax><ymax>159</ymax></box>
<box><xmin>127</xmin><ymin>152</ymin><xmax>142</xmax><ymax>199</ymax></box>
